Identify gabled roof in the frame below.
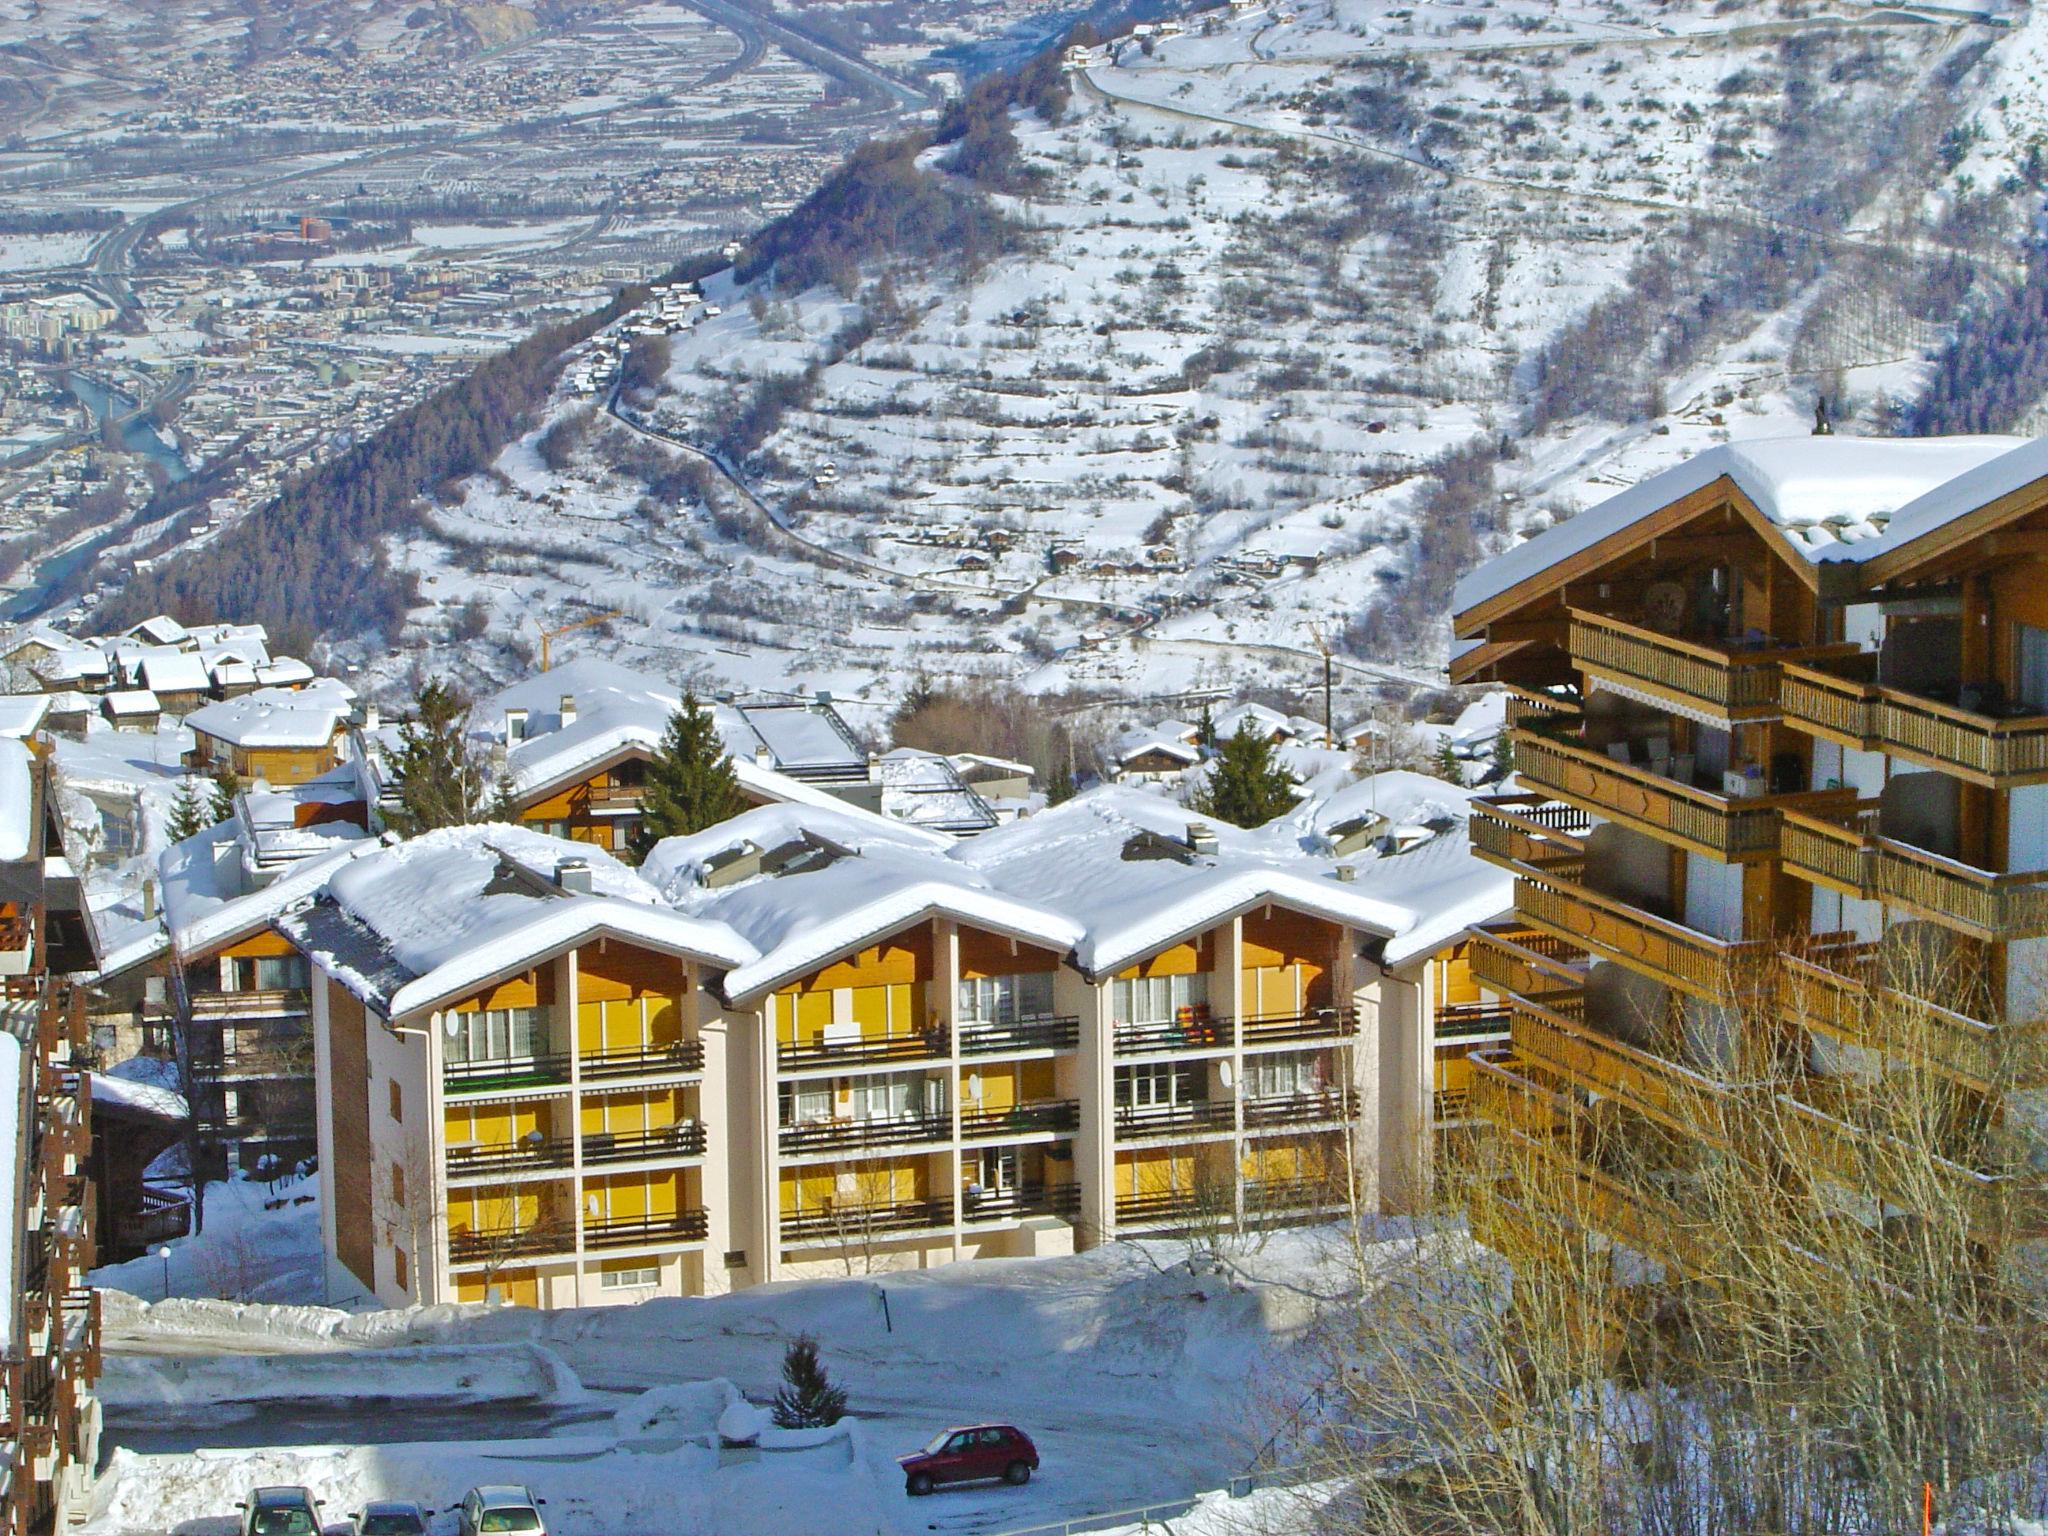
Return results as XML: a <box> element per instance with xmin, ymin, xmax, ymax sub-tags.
<box><xmin>0</xmin><ymin>696</ymin><xmax>50</xmax><ymax>739</ymax></box>
<box><xmin>138</xmin><ymin>651</ymin><xmax>211</xmax><ymax>694</ymax></box>
<box><xmin>186</xmin><ymin>681</ymin><xmax>353</xmax><ymax>749</ymax></box>
<box><xmin>1452</xmin><ymin>435</ymin><xmax>2028</xmax><ymax>627</ymax></box>
<box><xmin>159</xmin><ymin>821</ymin><xmax>390</xmax><ymax>964</ymax></box>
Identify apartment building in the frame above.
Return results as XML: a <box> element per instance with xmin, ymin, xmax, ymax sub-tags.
<box><xmin>0</xmin><ymin>740</ymin><xmax>102</xmax><ymax>1536</ymax></box>
<box><xmin>1449</xmin><ymin>433</ymin><xmax>2048</xmax><ymax>1282</ymax></box>
<box><xmin>287</xmin><ymin>783</ymin><xmax>1508</xmax><ymax>1308</ymax></box>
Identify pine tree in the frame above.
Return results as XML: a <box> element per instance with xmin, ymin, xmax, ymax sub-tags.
<box><xmin>1488</xmin><ymin>730</ymin><xmax>1515</xmax><ymax>783</ymax></box>
<box><xmin>637</xmin><ymin>692</ymin><xmax>746</xmax><ymax>848</ymax></box>
<box><xmin>1195</xmin><ymin>701</ymin><xmax>1217</xmax><ymax>751</ymax></box>
<box><xmin>166</xmin><ymin>778</ymin><xmax>207</xmax><ymax>844</ymax></box>
<box><xmin>210</xmin><ymin>765</ymin><xmax>242</xmax><ymax>826</ymax></box>
<box><xmin>771</xmin><ymin>1333</ymin><xmax>847</xmax><ymax>1428</ymax></box>
<box><xmin>388</xmin><ymin>678</ymin><xmax>504</xmax><ymax>836</ymax></box>
<box><xmin>1046</xmin><ymin>754</ymin><xmax>1077</xmax><ymax>806</ymax></box>
<box><xmin>1434</xmin><ymin>737</ymin><xmax>1465</xmax><ymax>786</ymax></box>
<box><xmin>1190</xmin><ymin>720</ymin><xmax>1299</xmax><ymax>828</ymax></box>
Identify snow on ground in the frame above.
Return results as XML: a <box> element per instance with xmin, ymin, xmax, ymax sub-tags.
<box><xmin>90</xmin><ymin>1173</ymin><xmax>324</xmax><ymax>1305</ymax></box>
<box><xmin>88</xmin><ymin>1224</ymin><xmax>1380</xmax><ymax>1536</ymax></box>
<box><xmin>98</xmin><ymin>1339</ymin><xmax>584</xmax><ymax>1413</ymax></box>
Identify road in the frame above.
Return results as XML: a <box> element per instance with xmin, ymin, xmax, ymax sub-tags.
<box><xmin>679</xmin><ymin>0</ymin><xmax>938</xmax><ymax>112</ymax></box>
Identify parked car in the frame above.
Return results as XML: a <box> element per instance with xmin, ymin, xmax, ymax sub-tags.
<box><xmin>899</xmin><ymin>1424</ymin><xmax>1040</xmax><ymax>1495</ymax></box>
<box><xmin>449</xmin><ymin>1485</ymin><xmax>548</xmax><ymax>1534</ymax></box>
<box><xmin>353</xmin><ymin>1501</ymin><xmax>430</xmax><ymax>1535</ymax></box>
<box><xmin>237</xmin><ymin>1486</ymin><xmax>324</xmax><ymax>1536</ymax></box>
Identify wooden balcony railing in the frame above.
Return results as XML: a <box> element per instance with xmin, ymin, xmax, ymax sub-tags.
<box><xmin>781</xmin><ymin>1197</ymin><xmax>954</xmax><ymax>1244</ymax></box>
<box><xmin>1469</xmin><ymin>794</ymin><xmax>1589</xmax><ymax>871</ymax></box>
<box><xmin>448</xmin><ymin>1221</ymin><xmax>574</xmax><ymax>1264</ymax></box>
<box><xmin>1508</xmin><ymin>991</ymin><xmax>1749</xmax><ymax>1143</ymax></box>
<box><xmin>1511</xmin><ymin>730</ymin><xmax>1784</xmax><ymax>860</ymax></box>
<box><xmin>1468</xmin><ymin>1051</ymin><xmax>1575</xmax><ymax>1138</ymax></box>
<box><xmin>1782</xmin><ymin>658</ymin><xmax>2048</xmax><ymax>787</ymax></box>
<box><xmin>1468</xmin><ymin>928</ymin><xmax>1583</xmax><ymax>1000</ymax></box>
<box><xmin>1777</xmin><ymin>944</ymin><xmax>2047</xmax><ymax>1092</ymax></box>
<box><xmin>778</xmin><ymin>1027</ymin><xmax>947</xmax><ymax>1072</ymax></box>
<box><xmin>1436</xmin><ymin>1002</ymin><xmax>1512</xmax><ymax>1040</ymax></box>
<box><xmin>185</xmin><ymin>989</ymin><xmax>309</xmax><ymax>1021</ymax></box>
<box><xmin>1515</xmin><ymin>867</ymin><xmax>1767</xmax><ymax>1000</ymax></box>
<box><xmin>958</xmin><ymin>1015</ymin><xmax>1080</xmax><ymax>1056</ymax></box>
<box><xmin>581</xmin><ymin>1039</ymin><xmax>705</xmax><ymax>1079</ymax></box>
<box><xmin>1568</xmin><ymin>610</ymin><xmax>1856</xmax><ymax>723</ymax></box>
<box><xmin>1781</xmin><ymin>805</ymin><xmax>2048</xmax><ymax>941</ymax></box>
<box><xmin>584</xmin><ymin>782</ymin><xmax>646</xmax><ymax>810</ymax></box>
<box><xmin>1240</xmin><ymin>1006</ymin><xmax>1354</xmax><ymax>1045</ymax></box>
<box><xmin>1114</xmin><ymin>1186</ymin><xmax>1212</xmax><ymax>1227</ymax></box>
<box><xmin>446</xmin><ymin>1121</ymin><xmax>708</xmax><ymax>1178</ymax></box>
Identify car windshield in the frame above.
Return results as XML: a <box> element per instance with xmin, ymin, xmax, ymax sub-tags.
<box><xmin>479</xmin><ymin>1513</ymin><xmax>542</xmax><ymax>1533</ymax></box>
<box><xmin>254</xmin><ymin>1514</ymin><xmax>316</xmax><ymax>1536</ymax></box>
<box><xmin>922</xmin><ymin>1431</ymin><xmax>953</xmax><ymax>1454</ymax></box>
<box><xmin>362</xmin><ymin>1518</ymin><xmax>425</xmax><ymax>1535</ymax></box>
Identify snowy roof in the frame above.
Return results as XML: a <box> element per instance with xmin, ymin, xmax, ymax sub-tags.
<box><xmin>1213</xmin><ymin>702</ymin><xmax>1293</xmax><ymax>738</ymax></box>
<box><xmin>957</xmin><ymin>786</ymin><xmax>1423</xmax><ymax>977</ymax></box>
<box><xmin>1452</xmin><ymin>435</ymin><xmax>2031</xmax><ymax>618</ymax></box>
<box><xmin>1111</xmin><ymin>728</ymin><xmax>1200</xmax><ymax>766</ymax></box>
<box><xmin>124</xmin><ymin>616</ymin><xmax>188</xmax><ymax>645</ymax></box>
<box><xmin>1865</xmin><ymin>434</ymin><xmax>2048</xmax><ymax>561</ymax></box>
<box><xmin>186</xmin><ymin>682</ymin><xmax>353</xmax><ymax>750</ymax></box>
<box><xmin>254</xmin><ymin>658</ymin><xmax>316</xmax><ymax>688</ymax></box>
<box><xmin>737</xmin><ymin>704</ymin><xmax>864</xmax><ymax>770</ymax></box>
<box><xmin>209</xmin><ymin>661</ymin><xmax>258</xmax><ymax>689</ymax></box>
<box><xmin>137</xmin><ymin>652</ymin><xmax>210</xmax><ymax>694</ymax></box>
<box><xmin>35</xmin><ymin>649</ymin><xmax>108</xmax><ymax>683</ymax></box>
<box><xmin>91</xmin><ymin>1068</ymin><xmax>187</xmax><ymax>1121</ymax></box>
<box><xmin>285</xmin><ymin>824</ymin><xmax>751</xmax><ymax>1020</ymax></box>
<box><xmin>158</xmin><ymin>820</ymin><xmax>392</xmax><ymax>964</ymax></box>
<box><xmin>876</xmin><ymin>750</ymin><xmax>998</xmax><ymax>833</ymax></box>
<box><xmin>948</xmin><ymin>752</ymin><xmax>1035</xmax><ymax>779</ymax></box>
<box><xmin>0</xmin><ymin>741</ymin><xmax>32</xmax><ymax>863</ymax></box>
<box><xmin>642</xmin><ymin>803</ymin><xmax>949</xmax><ymax>894</ymax></box>
<box><xmin>0</xmin><ymin>696</ymin><xmax>49</xmax><ymax>739</ymax></box>
<box><xmin>102</xmin><ymin>690</ymin><xmax>159</xmax><ymax>716</ymax></box>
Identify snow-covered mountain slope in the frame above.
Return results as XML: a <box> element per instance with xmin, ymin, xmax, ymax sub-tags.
<box><xmin>356</xmin><ymin>0</ymin><xmax>2038</xmax><ymax>719</ymax></box>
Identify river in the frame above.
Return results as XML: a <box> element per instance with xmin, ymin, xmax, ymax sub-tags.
<box><xmin>59</xmin><ymin>370</ymin><xmax>191</xmax><ymax>484</ymax></box>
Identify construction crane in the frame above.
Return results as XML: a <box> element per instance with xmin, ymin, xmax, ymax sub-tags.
<box><xmin>1308</xmin><ymin>623</ymin><xmax>1336</xmax><ymax>749</ymax></box>
<box><xmin>534</xmin><ymin>611</ymin><xmax>625</xmax><ymax>672</ymax></box>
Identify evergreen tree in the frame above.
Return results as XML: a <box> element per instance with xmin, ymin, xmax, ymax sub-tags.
<box><xmin>1190</xmin><ymin>720</ymin><xmax>1299</xmax><ymax>828</ymax></box>
<box><xmin>637</xmin><ymin>692</ymin><xmax>746</xmax><ymax>848</ymax></box>
<box><xmin>166</xmin><ymin>777</ymin><xmax>207</xmax><ymax>844</ymax></box>
<box><xmin>388</xmin><ymin>678</ymin><xmax>504</xmax><ymax>835</ymax></box>
<box><xmin>1046</xmin><ymin>754</ymin><xmax>1077</xmax><ymax>807</ymax></box>
<box><xmin>1488</xmin><ymin>730</ymin><xmax>1515</xmax><ymax>783</ymax></box>
<box><xmin>1434</xmin><ymin>737</ymin><xmax>1465</xmax><ymax>786</ymax></box>
<box><xmin>209</xmin><ymin>765</ymin><xmax>243</xmax><ymax>826</ymax></box>
<box><xmin>771</xmin><ymin>1333</ymin><xmax>847</xmax><ymax>1429</ymax></box>
<box><xmin>1195</xmin><ymin>701</ymin><xmax>1217</xmax><ymax>751</ymax></box>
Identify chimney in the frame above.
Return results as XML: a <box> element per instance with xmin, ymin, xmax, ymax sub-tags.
<box><xmin>505</xmin><ymin>707</ymin><xmax>529</xmax><ymax>743</ymax></box>
<box><xmin>363</xmin><ymin>703</ymin><xmax>379</xmax><ymax>733</ymax></box>
<box><xmin>1187</xmin><ymin>823</ymin><xmax>1219</xmax><ymax>857</ymax></box>
<box><xmin>555</xmin><ymin>857</ymin><xmax>593</xmax><ymax>895</ymax></box>
<box><xmin>754</xmin><ymin>744</ymin><xmax>775</xmax><ymax>767</ymax></box>
<box><xmin>1335</xmin><ymin>864</ymin><xmax>1357</xmax><ymax>884</ymax></box>
<box><xmin>141</xmin><ymin>877</ymin><xmax>156</xmax><ymax>919</ymax></box>
<box><xmin>867</xmin><ymin>751</ymin><xmax>882</xmax><ymax>784</ymax></box>
<box><xmin>815</xmin><ymin>689</ymin><xmax>834</xmax><ymax>706</ymax></box>
<box><xmin>559</xmin><ymin>694</ymin><xmax>578</xmax><ymax>729</ymax></box>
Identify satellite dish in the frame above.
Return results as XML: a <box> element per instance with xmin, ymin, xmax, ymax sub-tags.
<box><xmin>1218</xmin><ymin>1060</ymin><xmax>1235</xmax><ymax>1090</ymax></box>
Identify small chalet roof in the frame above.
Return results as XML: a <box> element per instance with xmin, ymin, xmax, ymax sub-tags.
<box><xmin>137</xmin><ymin>651</ymin><xmax>211</xmax><ymax>695</ymax></box>
<box><xmin>34</xmin><ymin>649</ymin><xmax>108</xmax><ymax>684</ymax></box>
<box><xmin>186</xmin><ymin>681</ymin><xmax>353</xmax><ymax>750</ymax></box>
<box><xmin>1451</xmin><ymin>434</ymin><xmax>2030</xmax><ymax>622</ymax></box>
<box><xmin>1111</xmin><ymin>728</ymin><xmax>1200</xmax><ymax>766</ymax></box>
<box><xmin>124</xmin><ymin>616</ymin><xmax>189</xmax><ymax>646</ymax></box>
<box><xmin>208</xmin><ymin>660</ymin><xmax>258</xmax><ymax>690</ymax></box>
<box><xmin>255</xmin><ymin>657</ymin><xmax>316</xmax><ymax>688</ymax></box>
<box><xmin>101</xmin><ymin>689</ymin><xmax>159</xmax><ymax>717</ymax></box>
<box><xmin>0</xmin><ymin>696</ymin><xmax>50</xmax><ymax>739</ymax></box>
<box><xmin>283</xmin><ymin>824</ymin><xmax>751</xmax><ymax>1020</ymax></box>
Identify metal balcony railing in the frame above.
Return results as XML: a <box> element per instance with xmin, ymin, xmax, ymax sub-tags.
<box><xmin>442</xmin><ymin>1052</ymin><xmax>573</xmax><ymax>1094</ymax></box>
<box><xmin>778</xmin><ymin>1111</ymin><xmax>951</xmax><ymax>1155</ymax></box>
<box><xmin>1240</xmin><ymin>1007</ymin><xmax>1353</xmax><ymax>1045</ymax></box>
<box><xmin>958</xmin><ymin>1100</ymin><xmax>1080</xmax><ymax>1139</ymax></box>
<box><xmin>1113</xmin><ymin>1099</ymin><xmax>1235</xmax><ymax>1139</ymax></box>
<box><xmin>777</xmin><ymin>1027</ymin><xmax>947</xmax><ymax>1072</ymax></box>
<box><xmin>781</xmin><ymin>1197</ymin><xmax>954</xmax><ymax>1244</ymax></box>
<box><xmin>957</xmin><ymin>1015</ymin><xmax>1080</xmax><ymax>1056</ymax></box>
<box><xmin>584</xmin><ymin>1208</ymin><xmax>709</xmax><ymax>1249</ymax></box>
<box><xmin>1113</xmin><ymin>1014</ymin><xmax>1232</xmax><ymax>1055</ymax></box>
<box><xmin>581</xmin><ymin>1038</ymin><xmax>705</xmax><ymax>1079</ymax></box>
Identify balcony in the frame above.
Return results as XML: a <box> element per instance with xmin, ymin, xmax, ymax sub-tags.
<box><xmin>1112</xmin><ymin>1012</ymin><xmax>1232</xmax><ymax>1056</ymax></box>
<box><xmin>958</xmin><ymin>1099</ymin><xmax>1080</xmax><ymax>1140</ymax></box>
<box><xmin>185</xmin><ymin>989</ymin><xmax>308</xmax><ymax>1021</ymax></box>
<box><xmin>1511</xmin><ymin>728</ymin><xmax>1855</xmax><ymax>862</ymax></box>
<box><xmin>448</xmin><ymin>1222</ymin><xmax>573</xmax><ymax>1264</ymax></box>
<box><xmin>446</xmin><ymin>1122</ymin><xmax>708</xmax><ymax>1179</ymax></box>
<box><xmin>1113</xmin><ymin>1098</ymin><xmax>1234</xmax><ymax>1140</ymax></box>
<box><xmin>960</xmin><ymin>1183</ymin><xmax>1080</xmax><ymax>1224</ymax></box>
<box><xmin>1507</xmin><ymin>990</ymin><xmax>1752</xmax><ymax>1143</ymax></box>
<box><xmin>443</xmin><ymin>1052</ymin><xmax>573</xmax><ymax>1096</ymax></box>
<box><xmin>1782</xmin><ymin>657</ymin><xmax>2048</xmax><ymax>788</ymax></box>
<box><xmin>1468</xmin><ymin>1050</ymin><xmax>1575</xmax><ymax>1138</ymax></box>
<box><xmin>585</xmin><ymin>1121</ymin><xmax>708</xmax><ymax>1166</ymax></box>
<box><xmin>1114</xmin><ymin>1186</ymin><xmax>1211</xmax><ymax>1229</ymax></box>
<box><xmin>1243</xmin><ymin>1091</ymin><xmax>1349</xmax><ymax>1130</ymax></box>
<box><xmin>1777</xmin><ymin>942</ymin><xmax>2046</xmax><ymax>1091</ymax></box>
<box><xmin>585</xmin><ymin>1208</ymin><xmax>709</xmax><ymax>1249</ymax></box>
<box><xmin>581</xmin><ymin>1039</ymin><xmax>704</xmax><ymax>1081</ymax></box>
<box><xmin>1515</xmin><ymin>863</ymin><xmax>1767</xmax><ymax>999</ymax></box>
<box><xmin>779</xmin><ymin>1110</ymin><xmax>951</xmax><ymax>1156</ymax></box>
<box><xmin>1468</xmin><ymin>928</ymin><xmax>1583</xmax><ymax>1001</ymax></box>
<box><xmin>1435</xmin><ymin>1002</ymin><xmax>1512</xmax><ymax>1041</ymax></box>
<box><xmin>777</xmin><ymin>1027</ymin><xmax>947</xmax><ymax>1073</ymax></box>
<box><xmin>1781</xmin><ymin>804</ymin><xmax>2048</xmax><ymax>942</ymax></box>
<box><xmin>1243</xmin><ymin>1176</ymin><xmax>1353</xmax><ymax>1221</ymax></box>
<box><xmin>781</xmin><ymin>1196</ymin><xmax>954</xmax><ymax>1245</ymax></box>
<box><xmin>1469</xmin><ymin>794</ymin><xmax>1589</xmax><ymax>872</ymax></box>
<box><xmin>958</xmin><ymin>1015</ymin><xmax>1080</xmax><ymax>1057</ymax></box>
<box><xmin>584</xmin><ymin>782</ymin><xmax>645</xmax><ymax>814</ymax></box>
<box><xmin>1567</xmin><ymin>609</ymin><xmax>1855</xmax><ymax>724</ymax></box>
<box><xmin>1241</xmin><ymin>1006</ymin><xmax>1354</xmax><ymax>1046</ymax></box>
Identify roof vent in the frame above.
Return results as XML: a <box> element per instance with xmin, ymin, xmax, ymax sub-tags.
<box><xmin>505</xmin><ymin>707</ymin><xmax>529</xmax><ymax>743</ymax></box>
<box><xmin>559</xmin><ymin>694</ymin><xmax>578</xmax><ymax>729</ymax></box>
<box><xmin>555</xmin><ymin>857</ymin><xmax>593</xmax><ymax>895</ymax></box>
<box><xmin>1187</xmin><ymin>823</ymin><xmax>1219</xmax><ymax>857</ymax></box>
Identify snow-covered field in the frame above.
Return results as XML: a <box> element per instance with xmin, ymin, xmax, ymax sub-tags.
<box><xmin>83</xmin><ymin>1191</ymin><xmax>1379</xmax><ymax>1536</ymax></box>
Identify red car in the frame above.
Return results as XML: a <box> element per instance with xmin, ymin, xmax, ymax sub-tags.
<box><xmin>899</xmin><ymin>1423</ymin><xmax>1040</xmax><ymax>1495</ymax></box>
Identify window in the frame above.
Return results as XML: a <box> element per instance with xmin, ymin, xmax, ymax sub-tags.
<box><xmin>1115</xmin><ymin>1062</ymin><xmax>1194</xmax><ymax>1108</ymax></box>
<box><xmin>1246</xmin><ymin>1051</ymin><xmax>1323</xmax><ymax>1101</ymax></box>
<box><xmin>600</xmin><ymin>1263</ymin><xmax>660</xmax><ymax>1290</ymax></box>
<box><xmin>957</xmin><ymin>972</ymin><xmax>1055</xmax><ymax>1025</ymax></box>
<box><xmin>388</xmin><ymin>1079</ymin><xmax>403</xmax><ymax>1124</ymax></box>
<box><xmin>393</xmin><ymin>1245</ymin><xmax>409</xmax><ymax>1291</ymax></box>
<box><xmin>390</xmin><ymin>1162</ymin><xmax>406</xmax><ymax>1208</ymax></box>
<box><xmin>846</xmin><ymin>1072</ymin><xmax>924</xmax><ymax>1122</ymax></box>
<box><xmin>221</xmin><ymin>1087</ymin><xmax>241</xmax><ymax>1121</ymax></box>
<box><xmin>243</xmin><ymin>954</ymin><xmax>307</xmax><ymax>992</ymax></box>
<box><xmin>1112</xmin><ymin>972</ymin><xmax>1208</xmax><ymax>1025</ymax></box>
<box><xmin>446</xmin><ymin>1007</ymin><xmax>540</xmax><ymax>1066</ymax></box>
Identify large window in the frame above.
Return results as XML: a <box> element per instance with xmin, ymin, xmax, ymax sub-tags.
<box><xmin>1115</xmin><ymin>1062</ymin><xmax>1196</xmax><ymax>1109</ymax></box>
<box><xmin>446</xmin><ymin>1007</ymin><xmax>541</xmax><ymax>1066</ymax></box>
<box><xmin>1246</xmin><ymin>1051</ymin><xmax>1324</xmax><ymax>1101</ymax></box>
<box><xmin>1111</xmin><ymin>972</ymin><xmax>1208</xmax><ymax>1026</ymax></box>
<box><xmin>958</xmin><ymin>972</ymin><xmax>1055</xmax><ymax>1025</ymax></box>
<box><xmin>229</xmin><ymin>954</ymin><xmax>308</xmax><ymax>992</ymax></box>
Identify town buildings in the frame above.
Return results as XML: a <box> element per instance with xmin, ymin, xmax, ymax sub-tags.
<box><xmin>1449</xmin><ymin>434</ymin><xmax>2048</xmax><ymax>1293</ymax></box>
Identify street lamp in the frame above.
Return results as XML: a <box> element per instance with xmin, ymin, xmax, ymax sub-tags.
<box><xmin>157</xmin><ymin>1245</ymin><xmax>172</xmax><ymax>1300</ymax></box>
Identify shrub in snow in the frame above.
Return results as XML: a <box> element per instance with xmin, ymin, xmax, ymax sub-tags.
<box><xmin>771</xmin><ymin>1333</ymin><xmax>848</xmax><ymax>1429</ymax></box>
